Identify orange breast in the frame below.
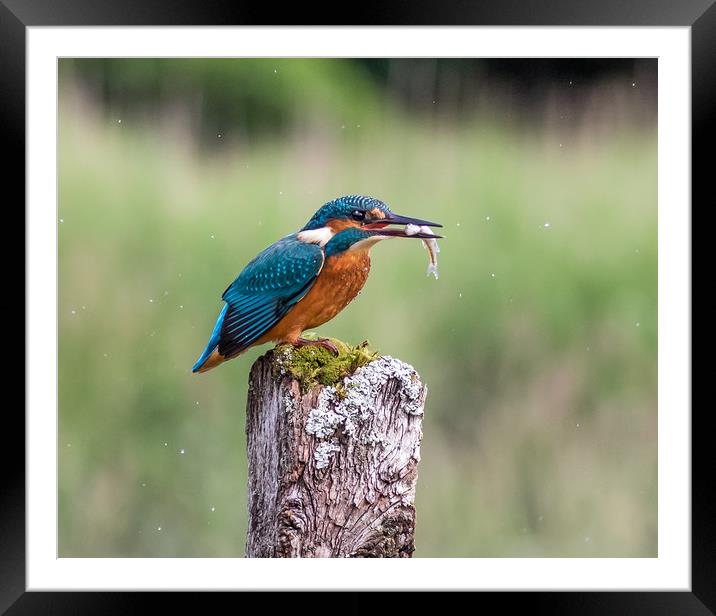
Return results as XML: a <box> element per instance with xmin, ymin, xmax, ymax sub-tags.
<box><xmin>255</xmin><ymin>250</ymin><xmax>371</xmax><ymax>345</ymax></box>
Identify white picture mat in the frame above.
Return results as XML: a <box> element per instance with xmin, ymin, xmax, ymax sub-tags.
<box><xmin>27</xmin><ymin>26</ymin><xmax>690</xmax><ymax>590</ymax></box>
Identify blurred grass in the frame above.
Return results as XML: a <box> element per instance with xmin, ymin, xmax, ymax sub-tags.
<box><xmin>58</xmin><ymin>74</ymin><xmax>656</xmax><ymax>557</ymax></box>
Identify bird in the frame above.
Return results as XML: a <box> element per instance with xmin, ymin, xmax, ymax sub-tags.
<box><xmin>192</xmin><ymin>195</ymin><xmax>442</xmax><ymax>373</ymax></box>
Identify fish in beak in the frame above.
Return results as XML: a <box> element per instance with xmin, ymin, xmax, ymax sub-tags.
<box><xmin>367</xmin><ymin>213</ymin><xmax>443</xmax><ymax>238</ymax></box>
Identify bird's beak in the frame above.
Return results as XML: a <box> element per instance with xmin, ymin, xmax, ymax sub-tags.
<box><xmin>382</xmin><ymin>213</ymin><xmax>443</xmax><ymax>228</ymax></box>
<box><xmin>370</xmin><ymin>213</ymin><xmax>443</xmax><ymax>239</ymax></box>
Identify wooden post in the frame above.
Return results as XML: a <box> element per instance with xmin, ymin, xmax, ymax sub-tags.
<box><xmin>245</xmin><ymin>349</ymin><xmax>426</xmax><ymax>558</ymax></box>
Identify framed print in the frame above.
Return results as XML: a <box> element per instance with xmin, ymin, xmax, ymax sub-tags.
<box><xmin>6</xmin><ymin>0</ymin><xmax>709</xmax><ymax>610</ymax></box>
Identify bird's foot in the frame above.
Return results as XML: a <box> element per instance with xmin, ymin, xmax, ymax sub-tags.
<box><xmin>294</xmin><ymin>337</ymin><xmax>340</xmax><ymax>356</ymax></box>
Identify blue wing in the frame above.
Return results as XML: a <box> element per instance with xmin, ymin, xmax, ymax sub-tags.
<box><xmin>216</xmin><ymin>234</ymin><xmax>324</xmax><ymax>358</ymax></box>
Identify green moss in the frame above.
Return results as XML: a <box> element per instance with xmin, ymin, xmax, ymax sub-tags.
<box><xmin>272</xmin><ymin>334</ymin><xmax>379</xmax><ymax>392</ymax></box>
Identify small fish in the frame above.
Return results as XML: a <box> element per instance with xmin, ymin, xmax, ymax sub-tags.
<box><xmin>405</xmin><ymin>224</ymin><xmax>440</xmax><ymax>279</ymax></box>
<box><xmin>419</xmin><ymin>225</ymin><xmax>440</xmax><ymax>279</ymax></box>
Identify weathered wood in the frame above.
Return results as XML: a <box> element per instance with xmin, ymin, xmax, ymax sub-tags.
<box><xmin>245</xmin><ymin>350</ymin><xmax>426</xmax><ymax>558</ymax></box>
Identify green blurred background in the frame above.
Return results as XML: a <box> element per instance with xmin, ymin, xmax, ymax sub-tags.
<box><xmin>58</xmin><ymin>58</ymin><xmax>657</xmax><ymax>557</ymax></box>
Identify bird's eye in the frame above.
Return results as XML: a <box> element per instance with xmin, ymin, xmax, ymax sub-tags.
<box><xmin>351</xmin><ymin>210</ymin><xmax>366</xmax><ymax>221</ymax></box>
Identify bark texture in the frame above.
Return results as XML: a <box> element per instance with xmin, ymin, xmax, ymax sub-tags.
<box><xmin>245</xmin><ymin>350</ymin><xmax>426</xmax><ymax>558</ymax></box>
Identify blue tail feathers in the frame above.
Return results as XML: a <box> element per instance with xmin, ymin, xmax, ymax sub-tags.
<box><xmin>192</xmin><ymin>303</ymin><xmax>229</xmax><ymax>373</ymax></box>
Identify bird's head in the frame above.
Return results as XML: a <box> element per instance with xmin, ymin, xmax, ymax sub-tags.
<box><xmin>298</xmin><ymin>195</ymin><xmax>442</xmax><ymax>249</ymax></box>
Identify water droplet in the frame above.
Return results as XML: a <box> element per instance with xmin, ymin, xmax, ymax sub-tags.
<box><xmin>491</xmin><ymin>273</ymin><xmax>496</xmax><ymax>278</ymax></box>
<box><xmin>117</xmin><ymin>119</ymin><xmax>122</xmax><ymax>124</ymax></box>
<box><xmin>635</xmin><ymin>322</ymin><xmax>640</xmax><ymax>327</ymax></box>
<box><xmin>632</xmin><ymin>82</ymin><xmax>636</xmax><ymax>87</ymax></box>
<box><xmin>103</xmin><ymin>353</ymin><xmax>108</xmax><ymax>358</ymax></box>
<box><xmin>543</xmin><ymin>222</ymin><xmax>551</xmax><ymax>228</ymax></box>
<box><xmin>458</xmin><ymin>293</ymin><xmax>462</xmax><ymax>298</ymax></box>
<box><xmin>485</xmin><ymin>216</ymin><xmax>490</xmax><ymax>221</ymax></box>
<box><xmin>141</xmin><ymin>482</ymin><xmax>146</xmax><ymax>487</ymax></box>
<box><xmin>274</xmin><ymin>69</ymin><xmax>278</xmax><ymax>74</ymax></box>
<box><xmin>71</xmin><ymin>309</ymin><xmax>76</xmax><ymax>315</ymax></box>
<box><xmin>179</xmin><ymin>449</ymin><xmax>185</xmax><ymax>455</ymax></box>
<box><xmin>210</xmin><ymin>506</ymin><xmax>216</xmax><ymax>512</ymax></box>
<box><xmin>149</xmin><ymin>299</ymin><xmax>154</xmax><ymax>303</ymax></box>
<box><xmin>217</xmin><ymin>134</ymin><xmax>222</xmax><ymax>138</ymax></box>
<box><xmin>179</xmin><ymin>305</ymin><xmax>184</xmax><ymax>309</ymax></box>
<box><xmin>559</xmin><ymin>143</ymin><xmax>563</xmax><ymax>148</ymax></box>
<box><xmin>569</xmin><ymin>80</ymin><xmax>573</xmax><ymax>85</ymax></box>
<box><xmin>157</xmin><ymin>526</ymin><xmax>162</xmax><ymax>531</ymax></box>
<box><xmin>163</xmin><ymin>442</ymin><xmax>168</xmax><ymax>447</ymax></box>
<box><xmin>210</xmin><ymin>234</ymin><xmax>215</xmax><ymax>239</ymax></box>
<box><xmin>66</xmin><ymin>443</ymin><xmax>71</xmax><ymax>447</ymax></box>
<box><xmin>59</xmin><ymin>218</ymin><xmax>64</xmax><ymax>223</ymax></box>
<box><xmin>456</xmin><ymin>222</ymin><xmax>461</xmax><ymax>227</ymax></box>
<box><xmin>576</xmin><ymin>423</ymin><xmax>580</xmax><ymax>428</ymax></box>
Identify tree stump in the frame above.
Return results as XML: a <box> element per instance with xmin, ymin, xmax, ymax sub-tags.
<box><xmin>245</xmin><ymin>348</ymin><xmax>426</xmax><ymax>558</ymax></box>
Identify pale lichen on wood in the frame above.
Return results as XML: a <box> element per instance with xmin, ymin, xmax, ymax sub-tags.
<box><xmin>245</xmin><ymin>345</ymin><xmax>426</xmax><ymax>558</ymax></box>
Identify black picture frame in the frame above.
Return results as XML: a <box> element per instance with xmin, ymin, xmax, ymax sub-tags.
<box><xmin>6</xmin><ymin>0</ymin><xmax>708</xmax><ymax>610</ymax></box>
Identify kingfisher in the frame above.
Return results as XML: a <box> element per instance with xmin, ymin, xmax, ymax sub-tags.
<box><xmin>192</xmin><ymin>195</ymin><xmax>442</xmax><ymax>373</ymax></box>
